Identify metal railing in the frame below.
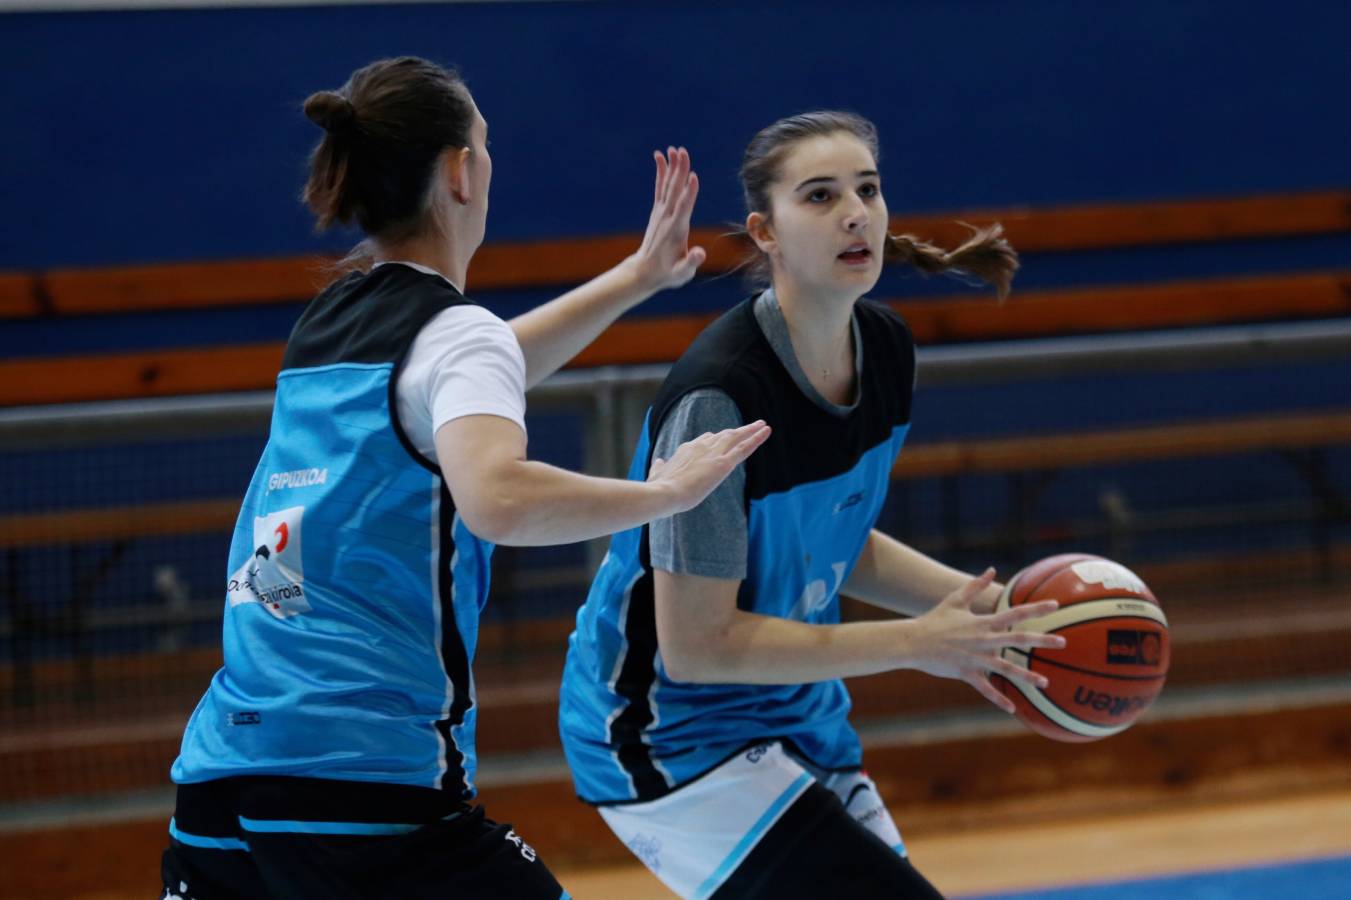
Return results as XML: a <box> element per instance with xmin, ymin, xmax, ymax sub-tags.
<box><xmin>7</xmin><ymin>316</ymin><xmax>1348</xmax><ymax>451</ymax></box>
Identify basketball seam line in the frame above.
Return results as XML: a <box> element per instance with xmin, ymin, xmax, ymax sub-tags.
<box><xmin>1004</xmin><ymin>647</ymin><xmax>1168</xmax><ymax>683</ymax></box>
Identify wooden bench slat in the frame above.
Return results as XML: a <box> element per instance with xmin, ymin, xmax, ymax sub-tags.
<box><xmin>0</xmin><ymin>273</ymin><xmax>40</xmax><ymax>317</ymax></box>
<box><xmin>893</xmin><ymin>410</ymin><xmax>1351</xmax><ymax>479</ymax></box>
<box><xmin>41</xmin><ymin>257</ymin><xmax>329</xmax><ymax>315</ymax></box>
<box><xmin>4</xmin><ymin>268</ymin><xmax>1348</xmax><ymax>406</ymax></box>
<box><xmin>0</xmin><ymin>498</ymin><xmax>240</xmax><ymax>549</ymax></box>
<box><xmin>899</xmin><ymin>270</ymin><xmax>1351</xmax><ymax>343</ymax></box>
<box><xmin>0</xmin><ymin>344</ymin><xmax>285</xmax><ymax>407</ymax></box>
<box><xmin>574</xmin><ymin>270</ymin><xmax>1351</xmax><ymax>365</ymax></box>
<box><xmin>3</xmin><ymin>191</ymin><xmax>1346</xmax><ymax>318</ymax></box>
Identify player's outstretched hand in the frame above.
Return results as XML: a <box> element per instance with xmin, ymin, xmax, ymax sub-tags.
<box><xmin>907</xmin><ymin>568</ymin><xmax>1067</xmax><ymax>714</ymax></box>
<box><xmin>630</xmin><ymin>146</ymin><xmax>707</xmax><ymax>294</ymax></box>
<box><xmin>648</xmin><ymin>421</ymin><xmax>771</xmax><ymax>515</ymax></box>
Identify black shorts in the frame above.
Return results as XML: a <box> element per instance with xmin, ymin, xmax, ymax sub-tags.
<box><xmin>161</xmin><ymin>777</ymin><xmax>566</xmax><ymax>900</ymax></box>
<box><xmin>712</xmin><ymin>781</ymin><xmax>946</xmax><ymax>899</ymax></box>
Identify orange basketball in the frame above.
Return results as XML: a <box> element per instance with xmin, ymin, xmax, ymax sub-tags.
<box><xmin>992</xmin><ymin>553</ymin><xmax>1170</xmax><ymax>742</ymax></box>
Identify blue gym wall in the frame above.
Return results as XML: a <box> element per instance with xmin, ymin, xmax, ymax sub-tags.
<box><xmin>4</xmin><ymin>0</ymin><xmax>1350</xmax><ymax>271</ymax></box>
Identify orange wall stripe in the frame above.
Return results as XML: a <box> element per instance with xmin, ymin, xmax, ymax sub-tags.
<box><xmin>38</xmin><ymin>256</ymin><xmax>331</xmax><ymax>315</ymax></box>
<box><xmin>2</xmin><ymin>191</ymin><xmax>1346</xmax><ymax>319</ymax></box>
<box><xmin>0</xmin><ymin>273</ymin><xmax>40</xmax><ymax>317</ymax></box>
<box><xmin>2</xmin><ymin>270</ymin><xmax>1348</xmax><ymax>406</ymax></box>
<box><xmin>0</xmin><ymin>344</ymin><xmax>284</xmax><ymax>407</ymax></box>
<box><xmin>892</xmin><ymin>410</ymin><xmax>1351</xmax><ymax>479</ymax></box>
<box><xmin>962</xmin><ymin>190</ymin><xmax>1351</xmax><ymax>253</ymax></box>
<box><xmin>0</xmin><ymin>499</ymin><xmax>241</xmax><ymax>549</ymax></box>
<box><xmin>898</xmin><ymin>270</ymin><xmax>1351</xmax><ymax>344</ymax></box>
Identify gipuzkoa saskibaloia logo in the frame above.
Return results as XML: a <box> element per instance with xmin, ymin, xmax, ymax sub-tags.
<box><xmin>227</xmin><ymin>506</ymin><xmax>311</xmax><ymax>618</ymax></box>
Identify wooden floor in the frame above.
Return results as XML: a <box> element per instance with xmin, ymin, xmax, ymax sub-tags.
<box><xmin>19</xmin><ymin>787</ymin><xmax>1348</xmax><ymax>900</ymax></box>
<box><xmin>548</xmin><ymin>788</ymin><xmax>1351</xmax><ymax>899</ymax></box>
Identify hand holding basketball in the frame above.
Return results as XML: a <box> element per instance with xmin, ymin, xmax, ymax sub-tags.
<box><xmin>991</xmin><ymin>554</ymin><xmax>1170</xmax><ymax>742</ymax></box>
<box><xmin>906</xmin><ymin>568</ymin><xmax>1069</xmax><ymax>714</ymax></box>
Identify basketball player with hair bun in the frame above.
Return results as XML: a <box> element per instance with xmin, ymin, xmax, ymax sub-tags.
<box><xmin>160</xmin><ymin>56</ymin><xmax>767</xmax><ymax>900</ymax></box>
<box><xmin>559</xmin><ymin>111</ymin><xmax>1066</xmax><ymax>898</ymax></box>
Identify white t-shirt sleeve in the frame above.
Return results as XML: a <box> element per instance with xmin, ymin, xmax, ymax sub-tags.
<box><xmin>395</xmin><ymin>306</ymin><xmax>528</xmax><ymax>461</ymax></box>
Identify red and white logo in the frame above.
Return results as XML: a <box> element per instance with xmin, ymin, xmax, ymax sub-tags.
<box><xmin>227</xmin><ymin>506</ymin><xmax>310</xmax><ymax>618</ymax></box>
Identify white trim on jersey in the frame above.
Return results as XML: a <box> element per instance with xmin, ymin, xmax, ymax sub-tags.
<box><xmin>597</xmin><ymin>741</ymin><xmax>905</xmax><ymax>899</ymax></box>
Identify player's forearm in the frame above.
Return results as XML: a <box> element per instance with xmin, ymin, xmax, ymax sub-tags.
<box><xmin>843</xmin><ymin>529</ymin><xmax>995</xmax><ymax>616</ymax></box>
<box><xmin>662</xmin><ymin>610</ymin><xmax>923</xmax><ymax>684</ymax></box>
<box><xmin>509</xmin><ymin>257</ymin><xmax>654</xmax><ymax>389</ymax></box>
<box><xmin>467</xmin><ymin>457</ymin><xmax>672</xmax><ymax>546</ymax></box>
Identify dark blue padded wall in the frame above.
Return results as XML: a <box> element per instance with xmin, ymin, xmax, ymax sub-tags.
<box><xmin>3</xmin><ymin>0</ymin><xmax>1349</xmax><ymax>270</ymax></box>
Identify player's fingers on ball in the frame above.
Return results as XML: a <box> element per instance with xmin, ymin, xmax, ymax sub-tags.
<box><xmin>971</xmin><ymin>676</ymin><xmax>1015</xmax><ymax>714</ymax></box>
<box><xmin>996</xmin><ymin>658</ymin><xmax>1048</xmax><ymax>690</ymax></box>
<box><xmin>1006</xmin><ymin>631</ymin><xmax>1066</xmax><ymax>651</ymax></box>
<box><xmin>1003</xmin><ymin>599</ymin><xmax>1059</xmax><ymax>624</ymax></box>
<box><xmin>954</xmin><ymin>568</ymin><xmax>996</xmax><ymax>606</ymax></box>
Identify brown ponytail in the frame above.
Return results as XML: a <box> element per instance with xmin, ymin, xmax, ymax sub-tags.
<box><xmin>884</xmin><ymin>223</ymin><xmax>1018</xmax><ymax>300</ymax></box>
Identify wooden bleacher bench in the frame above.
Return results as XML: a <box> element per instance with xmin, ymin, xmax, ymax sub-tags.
<box><xmin>1</xmin><ymin>190</ymin><xmax>1348</xmax><ymax>405</ymax></box>
<box><xmin>0</xmin><ymin>498</ymin><xmax>240</xmax><ymax>549</ymax></box>
<box><xmin>891</xmin><ymin>409</ymin><xmax>1351</xmax><ymax>479</ymax></box>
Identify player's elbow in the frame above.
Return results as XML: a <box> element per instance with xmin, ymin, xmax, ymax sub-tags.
<box><xmin>452</xmin><ymin>472</ymin><xmax>527</xmax><ymax>545</ymax></box>
<box><xmin>457</xmin><ymin>503</ymin><xmax>520</xmax><ymax>545</ymax></box>
<box><xmin>659</xmin><ymin>635</ymin><xmax>727</xmax><ymax>684</ymax></box>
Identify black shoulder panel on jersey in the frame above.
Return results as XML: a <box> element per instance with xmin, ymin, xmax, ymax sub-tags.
<box><xmin>281</xmin><ymin>265</ymin><xmax>474</xmax><ymax>370</ymax></box>
<box><xmin>647</xmin><ymin>299</ymin><xmax>767</xmax><ymax>432</ymax></box>
<box><xmin>647</xmin><ymin>297</ymin><xmax>915</xmax><ymax>502</ymax></box>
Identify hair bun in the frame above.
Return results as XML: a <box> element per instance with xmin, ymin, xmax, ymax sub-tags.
<box><xmin>304</xmin><ymin>90</ymin><xmax>357</xmax><ymax>134</ymax></box>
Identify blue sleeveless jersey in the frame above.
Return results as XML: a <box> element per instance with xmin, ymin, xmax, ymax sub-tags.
<box><xmin>559</xmin><ymin>298</ymin><xmax>915</xmax><ymax>804</ymax></box>
<box><xmin>173</xmin><ymin>264</ymin><xmax>491</xmax><ymax>798</ymax></box>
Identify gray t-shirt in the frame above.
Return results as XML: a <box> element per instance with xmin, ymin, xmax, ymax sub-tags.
<box><xmin>647</xmin><ymin>290</ymin><xmax>865</xmax><ymax>579</ymax></box>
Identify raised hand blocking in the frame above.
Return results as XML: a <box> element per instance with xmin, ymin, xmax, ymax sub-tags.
<box><xmin>908</xmin><ymin>568</ymin><xmax>1068</xmax><ymax>714</ymax></box>
<box><xmin>647</xmin><ymin>420</ymin><xmax>772</xmax><ymax>516</ymax></box>
<box><xmin>630</xmin><ymin>146</ymin><xmax>708</xmax><ymax>293</ymax></box>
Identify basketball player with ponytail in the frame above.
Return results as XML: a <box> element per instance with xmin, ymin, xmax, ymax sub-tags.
<box><xmin>160</xmin><ymin>57</ymin><xmax>767</xmax><ymax>900</ymax></box>
<box><xmin>559</xmin><ymin>111</ymin><xmax>1066</xmax><ymax>898</ymax></box>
